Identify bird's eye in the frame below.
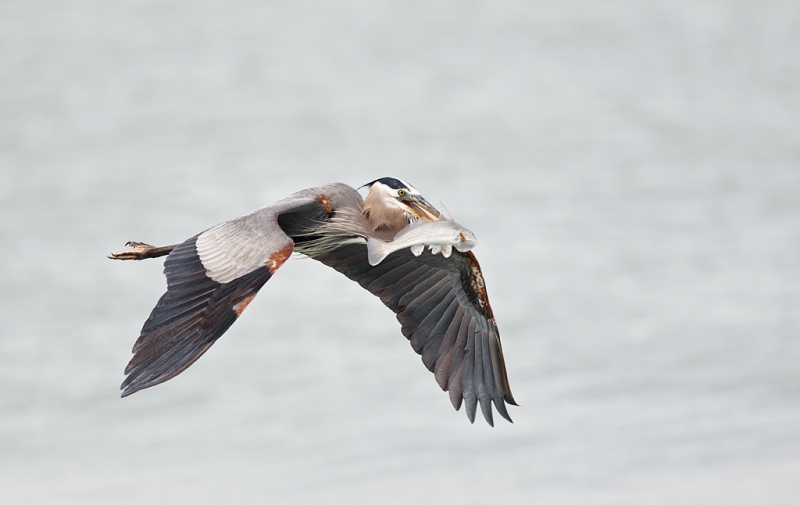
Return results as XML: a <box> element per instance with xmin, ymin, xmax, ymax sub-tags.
<box><xmin>397</xmin><ymin>189</ymin><xmax>406</xmax><ymax>197</ymax></box>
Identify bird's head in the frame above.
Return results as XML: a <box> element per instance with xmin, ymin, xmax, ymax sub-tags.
<box><xmin>361</xmin><ymin>178</ymin><xmax>441</xmax><ymax>233</ymax></box>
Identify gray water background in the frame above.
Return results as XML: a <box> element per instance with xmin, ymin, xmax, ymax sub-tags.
<box><xmin>1</xmin><ymin>1</ymin><xmax>799</xmax><ymax>503</ymax></box>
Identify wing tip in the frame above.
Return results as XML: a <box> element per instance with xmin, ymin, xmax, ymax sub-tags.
<box><xmin>451</xmin><ymin>393</ymin><xmax>516</xmax><ymax>426</ymax></box>
<box><xmin>120</xmin><ymin>371</ymin><xmax>168</xmax><ymax>398</ymax></box>
<box><xmin>504</xmin><ymin>391</ymin><xmax>519</xmax><ymax>407</ymax></box>
<box><xmin>120</xmin><ymin>382</ymin><xmax>139</xmax><ymax>398</ymax></box>
<box><xmin>120</xmin><ymin>374</ymin><xmax>145</xmax><ymax>397</ymax></box>
<box><xmin>494</xmin><ymin>396</ymin><xmax>515</xmax><ymax>424</ymax></box>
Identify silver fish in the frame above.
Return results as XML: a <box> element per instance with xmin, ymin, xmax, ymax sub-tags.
<box><xmin>367</xmin><ymin>219</ymin><xmax>478</xmax><ymax>266</ymax></box>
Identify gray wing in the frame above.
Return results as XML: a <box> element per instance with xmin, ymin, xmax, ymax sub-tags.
<box><xmin>121</xmin><ymin>194</ymin><xmax>330</xmax><ymax>397</ymax></box>
<box><xmin>310</xmin><ymin>244</ymin><xmax>517</xmax><ymax>426</ymax></box>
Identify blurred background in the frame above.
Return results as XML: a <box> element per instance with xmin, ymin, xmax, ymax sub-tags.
<box><xmin>1</xmin><ymin>0</ymin><xmax>799</xmax><ymax>503</ymax></box>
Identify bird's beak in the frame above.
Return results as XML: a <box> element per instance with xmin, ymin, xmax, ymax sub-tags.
<box><xmin>403</xmin><ymin>196</ymin><xmax>441</xmax><ymax>221</ymax></box>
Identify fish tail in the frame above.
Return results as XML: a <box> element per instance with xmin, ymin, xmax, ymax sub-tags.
<box><xmin>366</xmin><ymin>237</ymin><xmax>389</xmax><ymax>266</ymax></box>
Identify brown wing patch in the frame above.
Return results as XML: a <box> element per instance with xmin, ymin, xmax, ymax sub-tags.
<box><xmin>461</xmin><ymin>251</ymin><xmax>496</xmax><ymax>322</ymax></box>
<box><xmin>268</xmin><ymin>243</ymin><xmax>294</xmax><ymax>274</ymax></box>
<box><xmin>234</xmin><ymin>294</ymin><xmax>258</xmax><ymax>317</ymax></box>
<box><xmin>316</xmin><ymin>194</ymin><xmax>332</xmax><ymax>213</ymax></box>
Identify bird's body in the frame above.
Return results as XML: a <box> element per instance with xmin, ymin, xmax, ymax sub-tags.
<box><xmin>111</xmin><ymin>178</ymin><xmax>516</xmax><ymax>425</ymax></box>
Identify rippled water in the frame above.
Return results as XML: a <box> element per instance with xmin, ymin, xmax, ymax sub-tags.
<box><xmin>1</xmin><ymin>1</ymin><xmax>799</xmax><ymax>503</ymax></box>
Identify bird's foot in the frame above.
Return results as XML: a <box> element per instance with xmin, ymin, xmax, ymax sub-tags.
<box><xmin>108</xmin><ymin>241</ymin><xmax>176</xmax><ymax>261</ymax></box>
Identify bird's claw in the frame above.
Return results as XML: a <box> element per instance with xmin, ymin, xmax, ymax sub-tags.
<box><xmin>109</xmin><ymin>241</ymin><xmax>175</xmax><ymax>261</ymax></box>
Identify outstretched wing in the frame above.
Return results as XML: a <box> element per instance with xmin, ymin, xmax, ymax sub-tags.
<box><xmin>121</xmin><ymin>194</ymin><xmax>329</xmax><ymax>397</ymax></box>
<box><xmin>311</xmin><ymin>244</ymin><xmax>516</xmax><ymax>426</ymax></box>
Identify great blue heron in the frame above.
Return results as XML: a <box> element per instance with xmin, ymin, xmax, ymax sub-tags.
<box><xmin>110</xmin><ymin>178</ymin><xmax>516</xmax><ymax>425</ymax></box>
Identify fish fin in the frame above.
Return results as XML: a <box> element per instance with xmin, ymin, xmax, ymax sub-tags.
<box><xmin>410</xmin><ymin>244</ymin><xmax>424</xmax><ymax>256</ymax></box>
<box><xmin>367</xmin><ymin>238</ymin><xmax>388</xmax><ymax>266</ymax></box>
<box><xmin>439</xmin><ymin>202</ymin><xmax>454</xmax><ymax>221</ymax></box>
<box><xmin>441</xmin><ymin>245</ymin><xmax>452</xmax><ymax>258</ymax></box>
<box><xmin>429</xmin><ymin>245</ymin><xmax>442</xmax><ymax>255</ymax></box>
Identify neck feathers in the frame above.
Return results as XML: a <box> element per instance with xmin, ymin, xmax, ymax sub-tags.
<box><xmin>363</xmin><ymin>190</ymin><xmax>408</xmax><ymax>237</ymax></box>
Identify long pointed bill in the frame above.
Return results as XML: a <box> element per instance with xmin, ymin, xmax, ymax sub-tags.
<box><xmin>405</xmin><ymin>197</ymin><xmax>441</xmax><ymax>221</ymax></box>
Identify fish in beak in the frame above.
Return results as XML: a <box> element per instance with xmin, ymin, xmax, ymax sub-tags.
<box><xmin>402</xmin><ymin>195</ymin><xmax>441</xmax><ymax>221</ymax></box>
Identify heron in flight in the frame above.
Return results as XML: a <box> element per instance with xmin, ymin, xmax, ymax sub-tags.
<box><xmin>110</xmin><ymin>178</ymin><xmax>516</xmax><ymax>425</ymax></box>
